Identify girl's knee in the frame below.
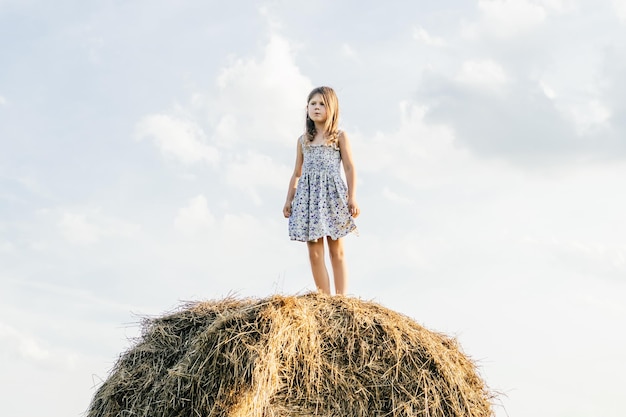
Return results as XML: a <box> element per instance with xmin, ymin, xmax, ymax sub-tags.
<box><xmin>329</xmin><ymin>251</ymin><xmax>345</xmax><ymax>263</ymax></box>
<box><xmin>308</xmin><ymin>250</ymin><xmax>324</xmax><ymax>263</ymax></box>
<box><xmin>307</xmin><ymin>241</ymin><xmax>325</xmax><ymax>263</ymax></box>
<box><xmin>328</xmin><ymin>243</ymin><xmax>345</xmax><ymax>262</ymax></box>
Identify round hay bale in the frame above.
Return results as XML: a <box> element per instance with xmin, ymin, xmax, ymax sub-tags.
<box><xmin>87</xmin><ymin>294</ymin><xmax>494</xmax><ymax>417</ymax></box>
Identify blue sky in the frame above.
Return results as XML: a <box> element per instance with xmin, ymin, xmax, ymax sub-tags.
<box><xmin>1</xmin><ymin>1</ymin><xmax>625</xmax><ymax>416</ymax></box>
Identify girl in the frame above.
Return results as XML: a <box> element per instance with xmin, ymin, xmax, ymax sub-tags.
<box><xmin>283</xmin><ymin>86</ymin><xmax>360</xmax><ymax>295</ymax></box>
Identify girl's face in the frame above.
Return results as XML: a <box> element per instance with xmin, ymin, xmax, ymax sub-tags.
<box><xmin>307</xmin><ymin>93</ymin><xmax>327</xmax><ymax>124</ymax></box>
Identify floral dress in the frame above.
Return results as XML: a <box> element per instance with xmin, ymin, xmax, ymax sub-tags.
<box><xmin>289</xmin><ymin>136</ymin><xmax>357</xmax><ymax>242</ymax></box>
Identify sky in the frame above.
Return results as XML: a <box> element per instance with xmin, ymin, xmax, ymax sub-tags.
<box><xmin>1</xmin><ymin>0</ymin><xmax>625</xmax><ymax>416</ymax></box>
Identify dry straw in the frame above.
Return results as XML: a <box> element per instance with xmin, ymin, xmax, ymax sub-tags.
<box><xmin>87</xmin><ymin>293</ymin><xmax>494</xmax><ymax>417</ymax></box>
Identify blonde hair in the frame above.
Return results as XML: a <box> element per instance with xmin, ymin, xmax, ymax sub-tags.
<box><xmin>305</xmin><ymin>86</ymin><xmax>340</xmax><ymax>147</ymax></box>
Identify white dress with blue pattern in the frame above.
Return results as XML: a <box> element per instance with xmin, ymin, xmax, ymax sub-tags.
<box><xmin>289</xmin><ymin>136</ymin><xmax>358</xmax><ymax>242</ymax></box>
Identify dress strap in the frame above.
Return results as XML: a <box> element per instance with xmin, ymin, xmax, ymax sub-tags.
<box><xmin>299</xmin><ymin>135</ymin><xmax>306</xmax><ymax>149</ymax></box>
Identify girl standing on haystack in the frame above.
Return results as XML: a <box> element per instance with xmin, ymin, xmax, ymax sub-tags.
<box><xmin>283</xmin><ymin>86</ymin><xmax>359</xmax><ymax>295</ymax></box>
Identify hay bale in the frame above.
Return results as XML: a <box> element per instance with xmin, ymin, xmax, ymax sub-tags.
<box><xmin>88</xmin><ymin>294</ymin><xmax>493</xmax><ymax>417</ymax></box>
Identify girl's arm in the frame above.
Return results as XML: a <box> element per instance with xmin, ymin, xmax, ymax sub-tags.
<box><xmin>339</xmin><ymin>131</ymin><xmax>360</xmax><ymax>218</ymax></box>
<box><xmin>283</xmin><ymin>136</ymin><xmax>304</xmax><ymax>218</ymax></box>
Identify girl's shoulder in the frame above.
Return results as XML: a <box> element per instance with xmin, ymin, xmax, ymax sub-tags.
<box><xmin>335</xmin><ymin>129</ymin><xmax>348</xmax><ymax>146</ymax></box>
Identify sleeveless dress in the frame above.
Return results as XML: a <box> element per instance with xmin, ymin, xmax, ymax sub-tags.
<box><xmin>289</xmin><ymin>136</ymin><xmax>358</xmax><ymax>242</ymax></box>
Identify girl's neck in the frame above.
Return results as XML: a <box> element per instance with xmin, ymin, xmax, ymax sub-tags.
<box><xmin>311</xmin><ymin>131</ymin><xmax>326</xmax><ymax>145</ymax></box>
<box><xmin>312</xmin><ymin>123</ymin><xmax>327</xmax><ymax>144</ymax></box>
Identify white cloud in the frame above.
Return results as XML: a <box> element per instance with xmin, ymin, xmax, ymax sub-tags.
<box><xmin>226</xmin><ymin>151</ymin><xmax>291</xmax><ymax>203</ymax></box>
<box><xmin>382</xmin><ymin>187</ymin><xmax>414</xmax><ymax>205</ymax></box>
<box><xmin>358</xmin><ymin>100</ymin><xmax>470</xmax><ymax>189</ymax></box>
<box><xmin>543</xmin><ymin>84</ymin><xmax>612</xmax><ymax>135</ymax></box>
<box><xmin>539</xmin><ymin>80</ymin><xmax>557</xmax><ymax>99</ymax></box>
<box><xmin>613</xmin><ymin>0</ymin><xmax>626</xmax><ymax>22</ymax></box>
<box><xmin>0</xmin><ymin>322</ymin><xmax>50</xmax><ymax>362</ymax></box>
<box><xmin>213</xmin><ymin>113</ymin><xmax>238</xmax><ymax>148</ymax></box>
<box><xmin>521</xmin><ymin>236</ymin><xmax>626</xmax><ymax>279</ymax></box>
<box><xmin>59</xmin><ymin>213</ymin><xmax>100</xmax><ymax>244</ymax></box>
<box><xmin>174</xmin><ymin>195</ymin><xmax>215</xmax><ymax>236</ymax></box>
<box><xmin>540</xmin><ymin>0</ymin><xmax>576</xmax><ymax>13</ymax></box>
<box><xmin>455</xmin><ymin>59</ymin><xmax>510</xmax><ymax>92</ymax></box>
<box><xmin>564</xmin><ymin>99</ymin><xmax>612</xmax><ymax>135</ymax></box>
<box><xmin>58</xmin><ymin>209</ymin><xmax>140</xmax><ymax>245</ymax></box>
<box><xmin>133</xmin><ymin>33</ymin><xmax>311</xmax><ymax>175</ymax></box>
<box><xmin>342</xmin><ymin>43</ymin><xmax>358</xmax><ymax>58</ymax></box>
<box><xmin>212</xmin><ymin>34</ymin><xmax>312</xmax><ymax>146</ymax></box>
<box><xmin>413</xmin><ymin>26</ymin><xmax>446</xmax><ymax>47</ymax></box>
<box><xmin>135</xmin><ymin>114</ymin><xmax>219</xmax><ymax>165</ymax></box>
<box><xmin>471</xmin><ymin>0</ymin><xmax>547</xmax><ymax>38</ymax></box>
<box><xmin>221</xmin><ymin>212</ymin><xmax>262</xmax><ymax>238</ymax></box>
<box><xmin>0</xmin><ymin>240</ymin><xmax>15</xmax><ymax>254</ymax></box>
<box><xmin>0</xmin><ymin>95</ymin><xmax>6</xmax><ymax>106</ymax></box>
<box><xmin>158</xmin><ymin>208</ymin><xmax>296</xmax><ymax>295</ymax></box>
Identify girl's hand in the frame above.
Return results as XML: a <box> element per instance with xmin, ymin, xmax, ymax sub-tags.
<box><xmin>348</xmin><ymin>198</ymin><xmax>360</xmax><ymax>218</ymax></box>
<box><xmin>283</xmin><ymin>201</ymin><xmax>292</xmax><ymax>218</ymax></box>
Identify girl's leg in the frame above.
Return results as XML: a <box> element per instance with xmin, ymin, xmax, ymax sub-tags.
<box><xmin>326</xmin><ymin>237</ymin><xmax>347</xmax><ymax>295</ymax></box>
<box><xmin>307</xmin><ymin>239</ymin><xmax>331</xmax><ymax>294</ymax></box>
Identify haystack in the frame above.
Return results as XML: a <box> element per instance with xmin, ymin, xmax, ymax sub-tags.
<box><xmin>87</xmin><ymin>293</ymin><xmax>493</xmax><ymax>417</ymax></box>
